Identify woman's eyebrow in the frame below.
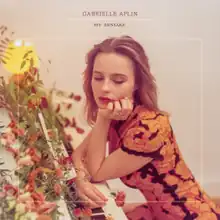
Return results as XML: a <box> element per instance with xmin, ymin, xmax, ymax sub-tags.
<box><xmin>93</xmin><ymin>70</ymin><xmax>127</xmax><ymax>77</ymax></box>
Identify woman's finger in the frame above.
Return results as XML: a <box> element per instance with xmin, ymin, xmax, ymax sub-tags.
<box><xmin>78</xmin><ymin>191</ymin><xmax>101</xmax><ymax>208</ymax></box>
<box><xmin>92</xmin><ymin>186</ymin><xmax>108</xmax><ymax>202</ymax></box>
<box><xmin>107</xmin><ymin>102</ymin><xmax>114</xmax><ymax>111</ymax></box>
<box><xmin>125</xmin><ymin>97</ymin><xmax>133</xmax><ymax>111</ymax></box>
<box><xmin>83</xmin><ymin>187</ymin><xmax>107</xmax><ymax>206</ymax></box>
<box><xmin>120</xmin><ymin>98</ymin><xmax>130</xmax><ymax>112</ymax></box>
<box><xmin>113</xmin><ymin>100</ymin><xmax>122</xmax><ymax>114</ymax></box>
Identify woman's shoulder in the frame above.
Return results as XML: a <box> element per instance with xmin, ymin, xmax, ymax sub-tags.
<box><xmin>133</xmin><ymin>105</ymin><xmax>170</xmax><ymax>122</ymax></box>
<box><xmin>121</xmin><ymin>106</ymin><xmax>172</xmax><ymax>155</ymax></box>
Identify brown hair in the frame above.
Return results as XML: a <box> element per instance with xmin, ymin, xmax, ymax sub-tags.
<box><xmin>83</xmin><ymin>35</ymin><xmax>161</xmax><ymax>126</ymax></box>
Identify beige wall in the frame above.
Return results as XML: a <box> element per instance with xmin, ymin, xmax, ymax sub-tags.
<box><xmin>1</xmin><ymin>0</ymin><xmax>220</xmax><ymax>195</ymax></box>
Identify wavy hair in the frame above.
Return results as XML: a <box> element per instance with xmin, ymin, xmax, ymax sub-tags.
<box><xmin>82</xmin><ymin>35</ymin><xmax>161</xmax><ymax>126</ymax></box>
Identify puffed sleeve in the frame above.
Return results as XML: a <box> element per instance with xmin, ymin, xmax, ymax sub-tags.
<box><xmin>121</xmin><ymin>113</ymin><xmax>171</xmax><ymax>160</ymax></box>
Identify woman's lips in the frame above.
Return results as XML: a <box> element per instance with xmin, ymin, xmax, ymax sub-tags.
<box><xmin>98</xmin><ymin>97</ymin><xmax>114</xmax><ymax>104</ymax></box>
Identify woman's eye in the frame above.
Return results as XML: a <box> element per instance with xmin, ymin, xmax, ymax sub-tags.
<box><xmin>94</xmin><ymin>77</ymin><xmax>103</xmax><ymax>81</ymax></box>
<box><xmin>114</xmin><ymin>80</ymin><xmax>124</xmax><ymax>84</ymax></box>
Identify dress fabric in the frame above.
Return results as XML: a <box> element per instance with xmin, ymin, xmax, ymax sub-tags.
<box><xmin>108</xmin><ymin>105</ymin><xmax>220</xmax><ymax>220</ymax></box>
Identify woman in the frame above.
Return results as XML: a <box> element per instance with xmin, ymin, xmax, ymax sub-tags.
<box><xmin>72</xmin><ymin>36</ymin><xmax>220</xmax><ymax>219</ymax></box>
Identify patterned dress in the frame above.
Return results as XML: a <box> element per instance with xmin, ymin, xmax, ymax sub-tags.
<box><xmin>108</xmin><ymin>105</ymin><xmax>220</xmax><ymax>220</ymax></box>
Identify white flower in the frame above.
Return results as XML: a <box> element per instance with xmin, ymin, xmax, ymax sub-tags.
<box><xmin>7</xmin><ymin>199</ymin><xmax>16</xmax><ymax>211</ymax></box>
<box><xmin>20</xmin><ymin>212</ymin><xmax>38</xmax><ymax>220</ymax></box>
<box><xmin>0</xmin><ymin>138</ymin><xmax>6</xmax><ymax>146</ymax></box>
<box><xmin>15</xmin><ymin>203</ymin><xmax>26</xmax><ymax>214</ymax></box>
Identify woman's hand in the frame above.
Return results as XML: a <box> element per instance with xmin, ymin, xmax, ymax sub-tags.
<box><xmin>75</xmin><ymin>178</ymin><xmax>108</xmax><ymax>209</ymax></box>
<box><xmin>97</xmin><ymin>97</ymin><xmax>133</xmax><ymax>122</ymax></box>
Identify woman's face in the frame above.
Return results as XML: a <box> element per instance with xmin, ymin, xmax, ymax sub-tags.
<box><xmin>91</xmin><ymin>52</ymin><xmax>135</xmax><ymax>108</ymax></box>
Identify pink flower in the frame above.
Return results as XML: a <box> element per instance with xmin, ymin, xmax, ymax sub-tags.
<box><xmin>24</xmin><ymin>200</ymin><xmax>36</xmax><ymax>212</ymax></box>
<box><xmin>55</xmin><ymin>168</ymin><xmax>63</xmax><ymax>178</ymax></box>
<box><xmin>0</xmin><ymin>191</ymin><xmax>6</xmax><ymax>198</ymax></box>
<box><xmin>54</xmin><ymin>184</ymin><xmax>62</xmax><ymax>196</ymax></box>
<box><xmin>38</xmin><ymin>202</ymin><xmax>57</xmax><ymax>214</ymax></box>
<box><xmin>4</xmin><ymin>184</ymin><xmax>19</xmax><ymax>196</ymax></box>
<box><xmin>2</xmin><ymin>132</ymin><xmax>16</xmax><ymax>146</ymax></box>
<box><xmin>57</xmin><ymin>156</ymin><xmax>72</xmax><ymax>167</ymax></box>
<box><xmin>13</xmin><ymin>127</ymin><xmax>25</xmax><ymax>136</ymax></box>
<box><xmin>31</xmin><ymin>192</ymin><xmax>45</xmax><ymax>206</ymax></box>
<box><xmin>40</xmin><ymin>97</ymin><xmax>48</xmax><ymax>109</ymax></box>
<box><xmin>114</xmin><ymin>191</ymin><xmax>126</xmax><ymax>207</ymax></box>
<box><xmin>6</xmin><ymin>146</ymin><xmax>19</xmax><ymax>157</ymax></box>
<box><xmin>25</xmin><ymin>183</ymin><xmax>34</xmax><ymax>192</ymax></box>
<box><xmin>73</xmin><ymin>208</ymin><xmax>82</xmax><ymax>217</ymax></box>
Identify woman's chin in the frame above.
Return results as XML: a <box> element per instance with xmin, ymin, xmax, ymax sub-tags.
<box><xmin>98</xmin><ymin>103</ymin><xmax>107</xmax><ymax>109</ymax></box>
<box><xmin>97</xmin><ymin>101</ymin><xmax>109</xmax><ymax>108</ymax></box>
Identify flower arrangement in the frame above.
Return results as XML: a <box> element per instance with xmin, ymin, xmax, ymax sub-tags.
<box><xmin>0</xmin><ymin>25</ymin><xmax>92</xmax><ymax>220</ymax></box>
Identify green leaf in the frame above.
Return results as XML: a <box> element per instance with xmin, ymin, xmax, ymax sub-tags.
<box><xmin>23</xmin><ymin>50</ymin><xmax>32</xmax><ymax>59</ymax></box>
<box><xmin>30</xmin><ymin>57</ymin><xmax>34</xmax><ymax>68</ymax></box>
<box><xmin>1</xmin><ymin>59</ymin><xmax>6</xmax><ymax>64</ymax></box>
<box><xmin>8</xmin><ymin>81</ymin><xmax>16</xmax><ymax>101</ymax></box>
<box><xmin>2</xmin><ymin>55</ymin><xmax>10</xmax><ymax>60</ymax></box>
<box><xmin>20</xmin><ymin>60</ymin><xmax>26</xmax><ymax>70</ymax></box>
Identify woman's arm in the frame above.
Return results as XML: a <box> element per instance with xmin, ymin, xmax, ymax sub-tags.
<box><xmin>72</xmin><ymin>130</ymin><xmax>92</xmax><ymax>178</ymax></box>
<box><xmin>86</xmin><ymin>112</ymin><xmax>170</xmax><ymax>182</ymax></box>
<box><xmin>71</xmin><ymin>130</ymin><xmax>108</xmax><ymax>207</ymax></box>
<box><xmin>86</xmin><ymin>116</ymin><xmax>111</xmax><ymax>178</ymax></box>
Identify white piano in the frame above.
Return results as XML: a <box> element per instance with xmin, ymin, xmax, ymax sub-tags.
<box><xmin>0</xmin><ymin>107</ymin><xmax>127</xmax><ymax>220</ymax></box>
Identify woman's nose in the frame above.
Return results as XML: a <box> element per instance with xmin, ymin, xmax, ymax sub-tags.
<box><xmin>101</xmin><ymin>80</ymin><xmax>111</xmax><ymax>92</ymax></box>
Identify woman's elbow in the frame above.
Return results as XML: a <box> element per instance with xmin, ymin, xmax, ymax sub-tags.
<box><xmin>90</xmin><ymin>174</ymin><xmax>105</xmax><ymax>183</ymax></box>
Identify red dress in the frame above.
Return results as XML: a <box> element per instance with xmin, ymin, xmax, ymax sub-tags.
<box><xmin>108</xmin><ymin>105</ymin><xmax>220</xmax><ymax>220</ymax></box>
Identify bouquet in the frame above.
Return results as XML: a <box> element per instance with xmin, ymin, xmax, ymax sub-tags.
<box><xmin>0</xmin><ymin>25</ymin><xmax>91</xmax><ymax>220</ymax></box>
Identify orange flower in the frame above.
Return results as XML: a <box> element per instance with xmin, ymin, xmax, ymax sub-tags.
<box><xmin>28</xmin><ymin>132</ymin><xmax>41</xmax><ymax>144</ymax></box>
<box><xmin>27</xmin><ymin>99</ymin><xmax>36</xmax><ymax>110</ymax></box>
<box><xmin>9</xmin><ymin>74</ymin><xmax>25</xmax><ymax>85</ymax></box>
<box><xmin>28</xmin><ymin>167</ymin><xmax>43</xmax><ymax>190</ymax></box>
<box><xmin>26</xmin><ymin>147</ymin><xmax>41</xmax><ymax>163</ymax></box>
<box><xmin>31</xmin><ymin>192</ymin><xmax>45</xmax><ymax>206</ymax></box>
